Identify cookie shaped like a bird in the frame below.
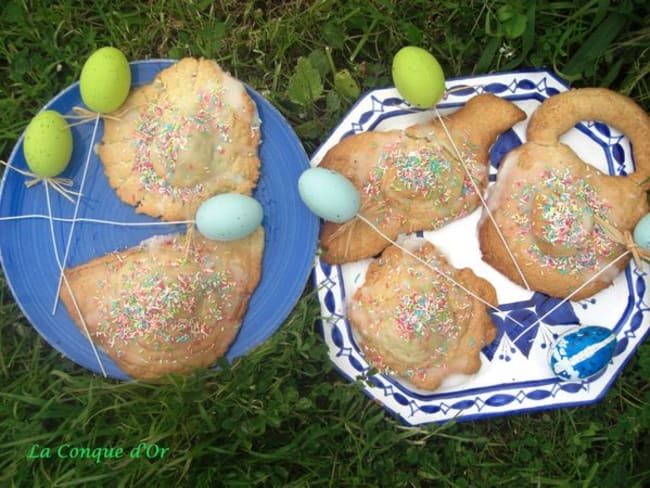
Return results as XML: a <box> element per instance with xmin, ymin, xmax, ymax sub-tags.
<box><xmin>319</xmin><ymin>93</ymin><xmax>526</xmax><ymax>264</ymax></box>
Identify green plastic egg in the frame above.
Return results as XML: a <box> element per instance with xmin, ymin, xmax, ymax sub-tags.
<box><xmin>392</xmin><ymin>46</ymin><xmax>446</xmax><ymax>109</ymax></box>
<box><xmin>79</xmin><ymin>47</ymin><xmax>131</xmax><ymax>113</ymax></box>
<box><xmin>23</xmin><ymin>110</ymin><xmax>73</xmax><ymax>178</ymax></box>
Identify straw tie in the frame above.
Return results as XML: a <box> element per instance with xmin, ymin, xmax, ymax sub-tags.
<box><xmin>594</xmin><ymin>214</ymin><xmax>649</xmax><ymax>269</ymax></box>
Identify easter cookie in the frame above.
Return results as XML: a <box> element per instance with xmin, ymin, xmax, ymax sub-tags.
<box><xmin>318</xmin><ymin>93</ymin><xmax>525</xmax><ymax>264</ymax></box>
<box><xmin>348</xmin><ymin>241</ymin><xmax>498</xmax><ymax>391</ymax></box>
<box><xmin>59</xmin><ymin>228</ymin><xmax>264</xmax><ymax>380</ymax></box>
<box><xmin>97</xmin><ymin>57</ymin><xmax>261</xmax><ymax>221</ymax></box>
<box><xmin>480</xmin><ymin>88</ymin><xmax>650</xmax><ymax>300</ymax></box>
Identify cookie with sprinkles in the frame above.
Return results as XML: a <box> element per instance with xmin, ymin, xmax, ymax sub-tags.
<box><xmin>59</xmin><ymin>228</ymin><xmax>264</xmax><ymax>380</ymax></box>
<box><xmin>97</xmin><ymin>57</ymin><xmax>261</xmax><ymax>221</ymax></box>
<box><xmin>348</xmin><ymin>241</ymin><xmax>498</xmax><ymax>391</ymax></box>
<box><xmin>318</xmin><ymin>93</ymin><xmax>525</xmax><ymax>264</ymax></box>
<box><xmin>480</xmin><ymin>88</ymin><xmax>650</xmax><ymax>300</ymax></box>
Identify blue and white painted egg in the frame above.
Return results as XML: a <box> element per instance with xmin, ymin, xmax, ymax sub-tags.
<box><xmin>549</xmin><ymin>325</ymin><xmax>617</xmax><ymax>381</ymax></box>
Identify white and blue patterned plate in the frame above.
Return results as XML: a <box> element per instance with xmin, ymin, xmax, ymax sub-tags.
<box><xmin>311</xmin><ymin>70</ymin><xmax>650</xmax><ymax>425</ymax></box>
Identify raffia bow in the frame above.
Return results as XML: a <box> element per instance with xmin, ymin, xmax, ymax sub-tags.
<box><xmin>0</xmin><ymin>160</ymin><xmax>81</xmax><ymax>203</ymax></box>
<box><xmin>594</xmin><ymin>214</ymin><xmax>650</xmax><ymax>268</ymax></box>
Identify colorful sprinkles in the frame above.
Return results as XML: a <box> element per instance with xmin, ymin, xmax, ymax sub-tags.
<box><xmin>132</xmin><ymin>88</ymin><xmax>229</xmax><ymax>200</ymax></box>
<box><xmin>513</xmin><ymin>167</ymin><xmax>619</xmax><ymax>273</ymax></box>
<box><xmin>122</xmin><ymin>69</ymin><xmax>261</xmax><ymax>208</ymax></box>
<box><xmin>392</xmin><ymin>148</ymin><xmax>454</xmax><ymax>198</ymax></box>
<box><xmin>354</xmin><ymin>246</ymin><xmax>474</xmax><ymax>381</ymax></box>
<box><xmin>359</xmin><ymin>135</ymin><xmax>483</xmax><ymax>227</ymax></box>
<box><xmin>394</xmin><ymin>291</ymin><xmax>453</xmax><ymax>342</ymax></box>
<box><xmin>539</xmin><ymin>191</ymin><xmax>593</xmax><ymax>249</ymax></box>
<box><xmin>94</xmin><ymin>238</ymin><xmax>236</xmax><ymax>355</ymax></box>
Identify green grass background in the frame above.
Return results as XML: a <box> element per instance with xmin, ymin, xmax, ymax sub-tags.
<box><xmin>1</xmin><ymin>0</ymin><xmax>649</xmax><ymax>486</ymax></box>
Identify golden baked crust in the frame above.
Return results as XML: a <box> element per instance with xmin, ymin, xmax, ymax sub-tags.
<box><xmin>348</xmin><ymin>242</ymin><xmax>497</xmax><ymax>391</ymax></box>
<box><xmin>60</xmin><ymin>229</ymin><xmax>264</xmax><ymax>380</ymax></box>
<box><xmin>97</xmin><ymin>57</ymin><xmax>261</xmax><ymax>221</ymax></box>
<box><xmin>318</xmin><ymin>94</ymin><xmax>526</xmax><ymax>264</ymax></box>
<box><xmin>480</xmin><ymin>88</ymin><xmax>650</xmax><ymax>300</ymax></box>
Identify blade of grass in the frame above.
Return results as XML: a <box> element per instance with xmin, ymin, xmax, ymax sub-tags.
<box><xmin>560</xmin><ymin>12</ymin><xmax>628</xmax><ymax>80</ymax></box>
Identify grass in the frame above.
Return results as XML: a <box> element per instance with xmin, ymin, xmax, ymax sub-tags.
<box><xmin>1</xmin><ymin>0</ymin><xmax>650</xmax><ymax>486</ymax></box>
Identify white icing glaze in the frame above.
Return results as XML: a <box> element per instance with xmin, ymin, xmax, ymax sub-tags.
<box><xmin>479</xmin><ymin>149</ymin><xmax>520</xmax><ymax>226</ymax></box>
<box><xmin>141</xmin><ymin>234</ymin><xmax>178</xmax><ymax>250</ymax></box>
<box><xmin>221</xmin><ymin>74</ymin><xmax>249</xmax><ymax>113</ymax></box>
<box><xmin>595</xmin><ymin>257</ymin><xmax>626</xmax><ymax>284</ymax></box>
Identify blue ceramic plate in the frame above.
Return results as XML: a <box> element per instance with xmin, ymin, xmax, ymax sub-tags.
<box><xmin>0</xmin><ymin>59</ymin><xmax>318</xmax><ymax>380</ymax></box>
<box><xmin>312</xmin><ymin>70</ymin><xmax>650</xmax><ymax>425</ymax></box>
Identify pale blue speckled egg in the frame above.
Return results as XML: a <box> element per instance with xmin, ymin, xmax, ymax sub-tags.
<box><xmin>298</xmin><ymin>167</ymin><xmax>360</xmax><ymax>223</ymax></box>
<box><xmin>633</xmin><ymin>213</ymin><xmax>650</xmax><ymax>250</ymax></box>
<box><xmin>196</xmin><ymin>193</ymin><xmax>263</xmax><ymax>241</ymax></box>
